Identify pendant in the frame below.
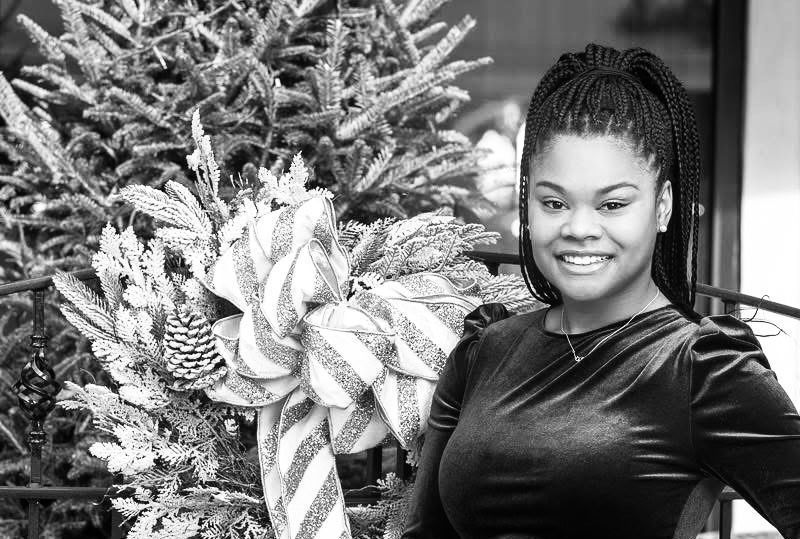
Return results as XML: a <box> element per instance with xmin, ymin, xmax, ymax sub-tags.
<box><xmin>575</xmin><ymin>356</ymin><xmax>583</xmax><ymax>362</ymax></box>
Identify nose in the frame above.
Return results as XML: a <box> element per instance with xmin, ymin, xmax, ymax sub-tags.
<box><xmin>561</xmin><ymin>206</ymin><xmax>602</xmax><ymax>240</ymax></box>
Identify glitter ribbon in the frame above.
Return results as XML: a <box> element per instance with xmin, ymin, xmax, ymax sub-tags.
<box><xmin>202</xmin><ymin>195</ymin><xmax>480</xmax><ymax>539</ymax></box>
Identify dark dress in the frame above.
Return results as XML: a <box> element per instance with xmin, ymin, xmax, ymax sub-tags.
<box><xmin>402</xmin><ymin>303</ymin><xmax>800</xmax><ymax>539</ymax></box>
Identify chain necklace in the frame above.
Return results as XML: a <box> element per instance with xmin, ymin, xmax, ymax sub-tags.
<box><xmin>561</xmin><ymin>289</ymin><xmax>661</xmax><ymax>362</ymax></box>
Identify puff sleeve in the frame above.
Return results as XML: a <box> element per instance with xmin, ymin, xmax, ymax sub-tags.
<box><xmin>402</xmin><ymin>303</ymin><xmax>510</xmax><ymax>539</ymax></box>
<box><xmin>690</xmin><ymin>315</ymin><xmax>800</xmax><ymax>538</ymax></box>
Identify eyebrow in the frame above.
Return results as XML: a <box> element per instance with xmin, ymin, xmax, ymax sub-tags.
<box><xmin>533</xmin><ymin>180</ymin><xmax>640</xmax><ymax>194</ymax></box>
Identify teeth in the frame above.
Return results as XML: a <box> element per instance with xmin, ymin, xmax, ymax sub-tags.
<box><xmin>561</xmin><ymin>254</ymin><xmax>610</xmax><ymax>265</ymax></box>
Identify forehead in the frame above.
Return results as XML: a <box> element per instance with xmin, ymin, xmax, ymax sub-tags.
<box><xmin>531</xmin><ymin>134</ymin><xmax>657</xmax><ymax>191</ymax></box>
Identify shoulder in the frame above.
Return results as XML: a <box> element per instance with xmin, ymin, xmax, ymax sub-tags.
<box><xmin>694</xmin><ymin>313</ymin><xmax>760</xmax><ymax>340</ymax></box>
<box><xmin>636</xmin><ymin>308</ymin><xmax>765</xmax><ymax>364</ymax></box>
<box><xmin>686</xmin><ymin>314</ymin><xmax>773</xmax><ymax>388</ymax></box>
<box><xmin>688</xmin><ymin>314</ymin><xmax>764</xmax><ymax>357</ymax></box>
<box><xmin>478</xmin><ymin>306</ymin><xmax>541</xmax><ymax>341</ymax></box>
<box><xmin>452</xmin><ymin>304</ymin><xmax>538</xmax><ymax>359</ymax></box>
<box><xmin>463</xmin><ymin>306</ymin><xmax>544</xmax><ymax>367</ymax></box>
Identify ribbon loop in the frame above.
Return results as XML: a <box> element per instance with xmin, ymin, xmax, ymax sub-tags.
<box><xmin>300</xmin><ymin>303</ymin><xmax>391</xmax><ymax>408</ymax></box>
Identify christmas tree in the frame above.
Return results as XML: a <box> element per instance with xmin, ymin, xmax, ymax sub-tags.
<box><xmin>0</xmin><ymin>0</ymin><xmax>498</xmax><ymax>536</ymax></box>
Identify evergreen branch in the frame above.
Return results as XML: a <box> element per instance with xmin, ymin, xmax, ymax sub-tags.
<box><xmin>477</xmin><ymin>273</ymin><xmax>542</xmax><ymax>313</ymax></box>
<box><xmin>112</xmin><ymin>1</ymin><xmax>236</xmax><ymax>62</ymax></box>
<box><xmin>86</xmin><ymin>21</ymin><xmax>125</xmax><ymax>57</ymax></box>
<box><xmin>0</xmin><ymin>73</ymin><xmax>65</xmax><ymax>178</ymax></box>
<box><xmin>9</xmin><ymin>79</ymin><xmax>61</xmax><ymax>104</ymax></box>
<box><xmin>348</xmin><ymin>218</ymin><xmax>393</xmax><ymax>274</ymax></box>
<box><xmin>163</xmin><ymin>181</ymin><xmax>213</xmax><ymax>236</ymax></box>
<box><xmin>72</xmin><ymin>0</ymin><xmax>138</xmax><ymax>45</ymax></box>
<box><xmin>56</xmin><ymin>0</ymin><xmax>99</xmax><ymax>82</ymax></box>
<box><xmin>37</xmin><ymin>234</ymin><xmax>81</xmax><ymax>253</ymax></box>
<box><xmin>248</xmin><ymin>62</ymin><xmax>273</xmax><ymax>105</ymax></box>
<box><xmin>423</xmin><ymin>158</ymin><xmax>477</xmax><ymax>184</ymax></box>
<box><xmin>399</xmin><ymin>0</ymin><xmax>448</xmax><ymax>26</ymax></box>
<box><xmin>278</xmin><ymin>110</ymin><xmax>340</xmax><ymax>129</ymax></box>
<box><xmin>411</xmin><ymin>21</ymin><xmax>447</xmax><ymax>43</ymax></box>
<box><xmin>378</xmin><ymin>0</ymin><xmax>420</xmax><ymax>64</ymax></box>
<box><xmin>117</xmin><ymin>0</ymin><xmax>144</xmax><ymax>24</ymax></box>
<box><xmin>154</xmin><ymin>227</ymin><xmax>207</xmax><ymax>255</ymax></box>
<box><xmin>108</xmin><ymin>88</ymin><xmax>172</xmax><ymax>129</ymax></box>
<box><xmin>3</xmin><ymin>214</ymin><xmax>82</xmax><ymax>232</ymax></box>
<box><xmin>96</xmin><ymin>266</ymin><xmax>124</xmax><ymax>312</ymax></box>
<box><xmin>335</xmin><ymin>104</ymin><xmax>384</xmax><ymax>141</ymax></box>
<box><xmin>16</xmin><ymin>14</ymin><xmax>66</xmax><ymax>63</ymax></box>
<box><xmin>336</xmin><ymin>60</ymin><xmax>487</xmax><ymax>140</ymax></box>
<box><xmin>412</xmin><ymin>15</ymin><xmax>476</xmax><ymax>76</ymax></box>
<box><xmin>324</xmin><ymin>18</ymin><xmax>347</xmax><ymax>73</ymax></box>
<box><xmin>19</xmin><ymin>64</ymin><xmax>97</xmax><ymax>103</ymax></box>
<box><xmin>272</xmin><ymin>44</ymin><xmax>316</xmax><ymax>59</ymax></box>
<box><xmin>294</xmin><ymin>0</ymin><xmax>326</xmax><ymax>18</ymax></box>
<box><xmin>61</xmin><ymin>303</ymin><xmax>115</xmax><ymax>342</ymax></box>
<box><xmin>119</xmin><ymin>185</ymin><xmax>200</xmax><ymax>232</ymax></box>
<box><xmin>53</xmin><ymin>271</ymin><xmax>115</xmax><ymax>334</ymax></box>
<box><xmin>379</xmin><ymin>144</ymin><xmax>468</xmax><ymax>187</ymax></box>
<box><xmin>132</xmin><ymin>142</ymin><xmax>189</xmax><ymax>157</ymax></box>
<box><xmin>352</xmin><ymin>142</ymin><xmax>395</xmax><ymax>193</ymax></box>
<box><xmin>274</xmin><ymin>87</ymin><xmax>318</xmax><ymax>109</ymax></box>
<box><xmin>83</xmin><ymin>107</ymin><xmax>137</xmax><ymax>124</ymax></box>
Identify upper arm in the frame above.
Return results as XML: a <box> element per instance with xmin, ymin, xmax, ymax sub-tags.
<box><xmin>689</xmin><ymin>315</ymin><xmax>800</xmax><ymax>538</ymax></box>
<box><xmin>427</xmin><ymin>302</ymin><xmax>509</xmax><ymax>432</ymax></box>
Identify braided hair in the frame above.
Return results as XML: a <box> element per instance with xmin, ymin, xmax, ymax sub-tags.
<box><xmin>518</xmin><ymin>43</ymin><xmax>701</xmax><ymax>319</ymax></box>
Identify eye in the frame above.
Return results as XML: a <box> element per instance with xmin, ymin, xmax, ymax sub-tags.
<box><xmin>542</xmin><ymin>199</ymin><xmax>566</xmax><ymax>210</ymax></box>
<box><xmin>601</xmin><ymin>201</ymin><xmax>627</xmax><ymax>211</ymax></box>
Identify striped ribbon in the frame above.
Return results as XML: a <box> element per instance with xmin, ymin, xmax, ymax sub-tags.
<box><xmin>202</xmin><ymin>196</ymin><xmax>480</xmax><ymax>539</ymax></box>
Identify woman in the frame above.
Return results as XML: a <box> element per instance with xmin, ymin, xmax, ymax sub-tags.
<box><xmin>402</xmin><ymin>44</ymin><xmax>800</xmax><ymax>538</ymax></box>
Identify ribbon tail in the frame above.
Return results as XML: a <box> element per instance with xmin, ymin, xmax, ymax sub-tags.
<box><xmin>276</xmin><ymin>390</ymin><xmax>352</xmax><ymax>539</ymax></box>
<box><xmin>257</xmin><ymin>401</ymin><xmax>290</xmax><ymax>539</ymax></box>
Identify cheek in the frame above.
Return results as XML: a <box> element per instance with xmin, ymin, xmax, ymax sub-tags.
<box><xmin>609</xmin><ymin>212</ymin><xmax>657</xmax><ymax>252</ymax></box>
<box><xmin>527</xmin><ymin>207</ymin><xmax>560</xmax><ymax>245</ymax></box>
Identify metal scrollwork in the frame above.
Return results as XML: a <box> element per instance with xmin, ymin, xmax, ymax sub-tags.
<box><xmin>11</xmin><ymin>289</ymin><xmax>61</xmax><ymax>422</ymax></box>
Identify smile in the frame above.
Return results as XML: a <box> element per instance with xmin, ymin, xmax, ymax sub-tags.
<box><xmin>556</xmin><ymin>254</ymin><xmax>613</xmax><ymax>273</ymax></box>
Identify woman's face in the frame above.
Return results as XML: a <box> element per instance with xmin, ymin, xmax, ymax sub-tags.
<box><xmin>528</xmin><ymin>134</ymin><xmax>672</xmax><ymax>303</ymax></box>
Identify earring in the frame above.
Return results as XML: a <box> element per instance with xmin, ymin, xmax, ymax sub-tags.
<box><xmin>659</xmin><ymin>224</ymin><xmax>667</xmax><ymax>232</ymax></box>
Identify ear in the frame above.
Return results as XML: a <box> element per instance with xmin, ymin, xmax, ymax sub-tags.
<box><xmin>657</xmin><ymin>180</ymin><xmax>673</xmax><ymax>228</ymax></box>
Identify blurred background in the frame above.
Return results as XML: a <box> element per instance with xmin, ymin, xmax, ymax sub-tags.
<box><xmin>0</xmin><ymin>0</ymin><xmax>717</xmax><ymax>282</ymax></box>
<box><xmin>2</xmin><ymin>1</ymin><xmax>799</xmax><ymax>537</ymax></box>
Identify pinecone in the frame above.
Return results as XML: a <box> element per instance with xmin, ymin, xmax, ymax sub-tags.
<box><xmin>164</xmin><ymin>310</ymin><xmax>226</xmax><ymax>391</ymax></box>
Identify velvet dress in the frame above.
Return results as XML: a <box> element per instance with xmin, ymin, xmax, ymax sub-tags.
<box><xmin>402</xmin><ymin>303</ymin><xmax>800</xmax><ymax>539</ymax></box>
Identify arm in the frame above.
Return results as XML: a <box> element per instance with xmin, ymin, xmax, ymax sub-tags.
<box><xmin>402</xmin><ymin>426</ymin><xmax>461</xmax><ymax>538</ymax></box>
<box><xmin>402</xmin><ymin>303</ymin><xmax>509</xmax><ymax>539</ymax></box>
<box><xmin>690</xmin><ymin>315</ymin><xmax>800</xmax><ymax>538</ymax></box>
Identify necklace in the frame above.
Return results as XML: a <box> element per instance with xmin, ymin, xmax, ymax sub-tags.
<box><xmin>560</xmin><ymin>289</ymin><xmax>661</xmax><ymax>362</ymax></box>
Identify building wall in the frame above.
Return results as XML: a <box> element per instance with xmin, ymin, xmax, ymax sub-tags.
<box><xmin>735</xmin><ymin>0</ymin><xmax>800</xmax><ymax>533</ymax></box>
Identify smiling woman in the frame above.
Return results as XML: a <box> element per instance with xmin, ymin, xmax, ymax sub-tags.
<box><xmin>402</xmin><ymin>43</ymin><xmax>800</xmax><ymax>539</ymax></box>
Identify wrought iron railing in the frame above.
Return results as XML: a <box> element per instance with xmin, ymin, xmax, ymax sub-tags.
<box><xmin>1</xmin><ymin>250</ymin><xmax>797</xmax><ymax>538</ymax></box>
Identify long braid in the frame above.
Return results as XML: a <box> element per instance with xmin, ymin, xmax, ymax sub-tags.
<box><xmin>518</xmin><ymin>44</ymin><xmax>702</xmax><ymax>318</ymax></box>
<box><xmin>630</xmin><ymin>48</ymin><xmax>702</xmax><ymax>310</ymax></box>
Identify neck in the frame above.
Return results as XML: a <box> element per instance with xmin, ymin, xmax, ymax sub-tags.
<box><xmin>559</xmin><ymin>277</ymin><xmax>664</xmax><ymax>334</ymax></box>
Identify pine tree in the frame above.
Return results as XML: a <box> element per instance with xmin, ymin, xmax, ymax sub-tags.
<box><xmin>0</xmin><ymin>1</ymin><xmax>497</xmax><ymax>536</ymax></box>
<box><xmin>1</xmin><ymin>0</ymin><xmax>494</xmax><ymax>281</ymax></box>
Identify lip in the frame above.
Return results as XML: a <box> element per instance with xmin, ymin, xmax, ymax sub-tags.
<box><xmin>556</xmin><ymin>253</ymin><xmax>613</xmax><ymax>275</ymax></box>
<box><xmin>556</xmin><ymin>251</ymin><xmax>614</xmax><ymax>257</ymax></box>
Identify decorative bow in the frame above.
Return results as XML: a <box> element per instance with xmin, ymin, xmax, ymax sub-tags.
<box><xmin>203</xmin><ymin>196</ymin><xmax>480</xmax><ymax>539</ymax></box>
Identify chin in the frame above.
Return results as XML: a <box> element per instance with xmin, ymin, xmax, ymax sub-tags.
<box><xmin>556</xmin><ymin>285</ymin><xmax>608</xmax><ymax>303</ymax></box>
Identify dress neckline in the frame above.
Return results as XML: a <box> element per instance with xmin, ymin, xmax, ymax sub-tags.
<box><xmin>537</xmin><ymin>304</ymin><xmax>679</xmax><ymax>338</ymax></box>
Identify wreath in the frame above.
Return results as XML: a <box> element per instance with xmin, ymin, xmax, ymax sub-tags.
<box><xmin>54</xmin><ymin>111</ymin><xmax>538</xmax><ymax>539</ymax></box>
